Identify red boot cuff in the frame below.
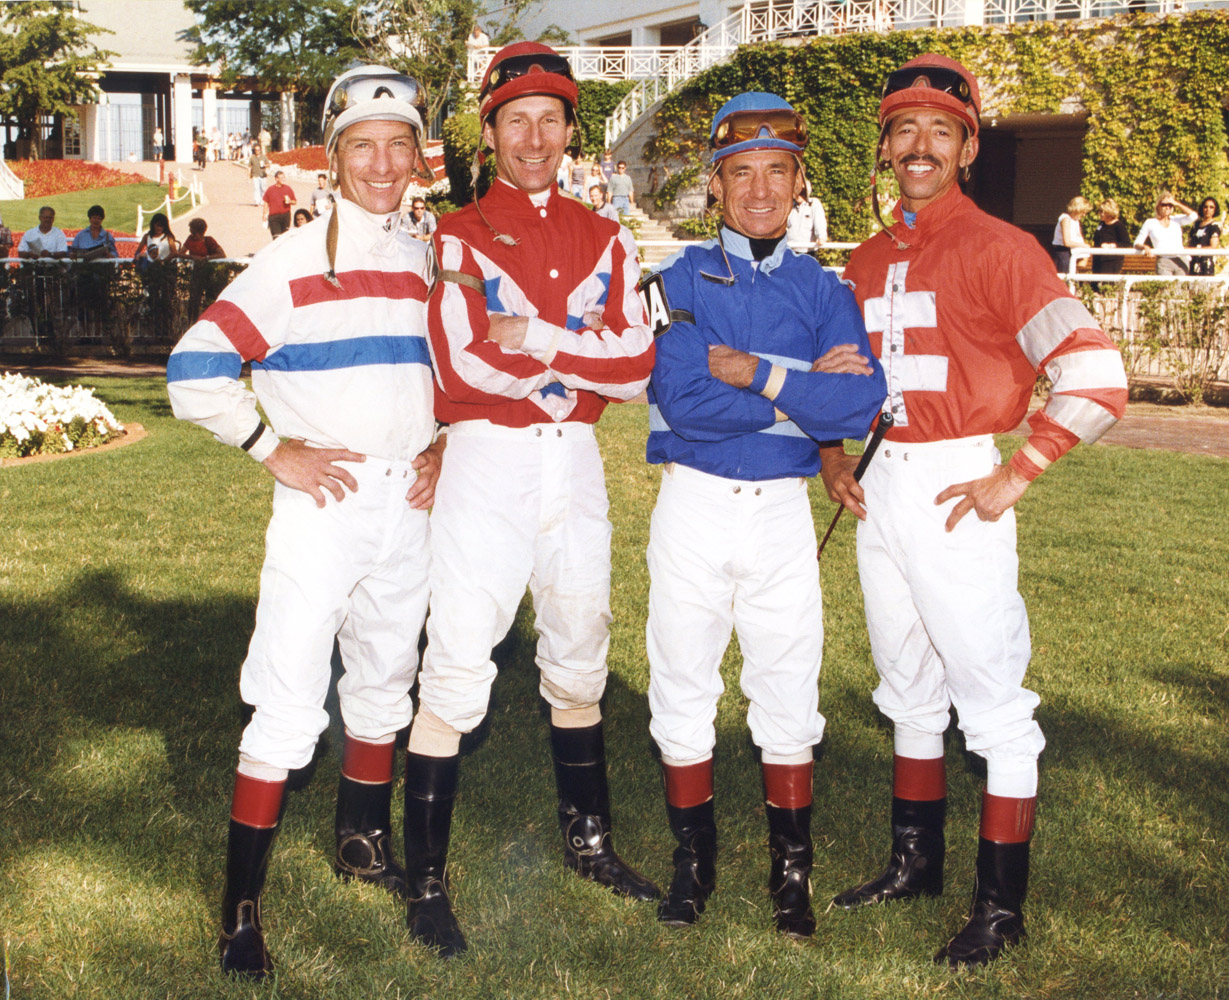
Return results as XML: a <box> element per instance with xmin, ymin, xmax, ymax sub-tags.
<box><xmin>663</xmin><ymin>760</ymin><xmax>714</xmax><ymax>808</ymax></box>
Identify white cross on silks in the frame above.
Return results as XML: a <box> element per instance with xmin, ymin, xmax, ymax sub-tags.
<box><xmin>861</xmin><ymin>261</ymin><xmax>948</xmax><ymax>428</ymax></box>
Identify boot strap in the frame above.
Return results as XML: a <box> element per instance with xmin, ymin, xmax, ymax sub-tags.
<box><xmin>221</xmin><ymin>898</ymin><xmax>262</xmax><ymax>937</ymax></box>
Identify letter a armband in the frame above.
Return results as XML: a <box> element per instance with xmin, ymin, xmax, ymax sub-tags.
<box><xmin>637</xmin><ymin>271</ymin><xmax>686</xmax><ymax>337</ymax></box>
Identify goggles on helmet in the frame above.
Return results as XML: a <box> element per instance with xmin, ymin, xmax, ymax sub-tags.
<box><xmin>711</xmin><ymin>108</ymin><xmax>808</xmax><ymax>151</ymax></box>
<box><xmin>481</xmin><ymin>52</ymin><xmax>575</xmax><ymax>105</ymax></box>
<box><xmin>326</xmin><ymin>72</ymin><xmax>426</xmax><ymax>122</ymax></box>
<box><xmin>881</xmin><ymin>66</ymin><xmax>975</xmax><ymax>109</ymax></box>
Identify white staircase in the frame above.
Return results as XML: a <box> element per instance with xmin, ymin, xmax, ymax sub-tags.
<box><xmin>623</xmin><ymin>206</ymin><xmax>681</xmax><ymax>268</ymax></box>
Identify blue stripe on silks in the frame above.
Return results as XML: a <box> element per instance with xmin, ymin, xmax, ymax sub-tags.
<box><xmin>251</xmin><ymin>335</ymin><xmax>431</xmax><ymax>373</ymax></box>
<box><xmin>540</xmin><ymin>382</ymin><xmax>568</xmax><ymax>398</ymax></box>
<box><xmin>596</xmin><ymin>272</ymin><xmax>610</xmax><ymax>306</ymax></box>
<box><xmin>566</xmin><ymin>315</ymin><xmax>584</xmax><ymax>331</ymax></box>
<box><xmin>166</xmin><ymin>351</ymin><xmax>242</xmax><ymax>383</ymax></box>
<box><xmin>485</xmin><ymin>276</ymin><xmax>506</xmax><ymax>314</ymax></box>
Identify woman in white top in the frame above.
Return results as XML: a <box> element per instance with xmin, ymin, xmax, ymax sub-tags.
<box><xmin>137</xmin><ymin>213</ymin><xmax>178</xmax><ymax>264</ymax></box>
<box><xmin>1134</xmin><ymin>195</ymin><xmax>1198</xmax><ymax>275</ymax></box>
<box><xmin>1051</xmin><ymin>196</ymin><xmax>1090</xmax><ymax>275</ymax></box>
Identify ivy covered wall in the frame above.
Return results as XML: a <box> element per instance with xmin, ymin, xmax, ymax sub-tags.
<box><xmin>643</xmin><ymin>12</ymin><xmax>1229</xmax><ymax>241</ymax></box>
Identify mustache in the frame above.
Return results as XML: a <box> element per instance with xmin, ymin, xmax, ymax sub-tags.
<box><xmin>899</xmin><ymin>154</ymin><xmax>942</xmax><ymax>167</ymax></box>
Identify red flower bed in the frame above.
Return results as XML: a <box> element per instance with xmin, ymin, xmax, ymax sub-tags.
<box><xmin>271</xmin><ymin>143</ymin><xmax>445</xmax><ymax>175</ymax></box>
<box><xmin>9</xmin><ymin>160</ymin><xmax>149</xmax><ymax>198</ymax></box>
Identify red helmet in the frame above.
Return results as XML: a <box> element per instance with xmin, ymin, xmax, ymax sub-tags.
<box><xmin>878</xmin><ymin>53</ymin><xmax>980</xmax><ymax>137</ymax></box>
<box><xmin>478</xmin><ymin>42</ymin><xmax>579</xmax><ymax>123</ymax></box>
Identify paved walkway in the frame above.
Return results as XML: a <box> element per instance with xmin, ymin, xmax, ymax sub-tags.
<box><xmin>108</xmin><ymin>159</ymin><xmax>321</xmax><ymax>257</ymax></box>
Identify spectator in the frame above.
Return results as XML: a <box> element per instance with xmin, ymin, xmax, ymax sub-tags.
<box><xmin>310</xmin><ymin>173</ymin><xmax>332</xmax><ymax>217</ymax></box>
<box><xmin>570</xmin><ymin>156</ymin><xmax>587</xmax><ymax>198</ymax></box>
<box><xmin>18</xmin><ymin>206</ymin><xmax>69</xmax><ymax>260</ymax></box>
<box><xmin>70</xmin><ymin>205</ymin><xmax>119</xmax><ymax>261</ymax></box>
<box><xmin>0</xmin><ymin>213</ymin><xmax>12</xmax><ymax>258</ymax></box>
<box><xmin>136</xmin><ymin>213</ymin><xmax>178</xmax><ymax>341</ymax></box>
<box><xmin>293</xmin><ymin>208</ymin><xmax>313</xmax><ymax>228</ymax></box>
<box><xmin>589</xmin><ymin>184</ymin><xmax>619</xmax><ymax>222</ymax></box>
<box><xmin>1188</xmin><ymin>197</ymin><xmax>1221</xmax><ymax>276</ymax></box>
<box><xmin>262</xmin><ymin>170</ymin><xmax>297</xmax><ymax>239</ymax></box>
<box><xmin>136</xmin><ymin>212</ymin><xmax>178</xmax><ymax>265</ymax></box>
<box><xmin>601</xmin><ymin>148</ymin><xmax>614</xmax><ymax>182</ymax></box>
<box><xmin>1051</xmin><ymin>196</ymin><xmax>1091</xmax><ymax>274</ymax></box>
<box><xmin>785</xmin><ymin>189</ymin><xmax>828</xmax><ymax>247</ymax></box>
<box><xmin>153</xmin><ymin>126</ymin><xmax>165</xmax><ymax>161</ymax></box>
<box><xmin>466</xmin><ymin>22</ymin><xmax>489</xmax><ymax>50</ymax></box>
<box><xmin>248</xmin><ymin>145</ymin><xmax>270</xmax><ymax>206</ymax></box>
<box><xmin>179</xmin><ymin>217</ymin><xmax>227</xmax><ymax>323</ymax></box>
<box><xmin>1091</xmin><ymin>198</ymin><xmax>1130</xmax><ymax>289</ymax></box>
<box><xmin>557</xmin><ymin>151</ymin><xmax>572</xmax><ymax>192</ymax></box>
<box><xmin>1134</xmin><ymin>194</ymin><xmax>1198</xmax><ymax>275</ymax></box>
<box><xmin>588</xmin><ymin>162</ymin><xmax>606</xmax><ymax>196</ymax></box>
<box><xmin>607</xmin><ymin>160</ymin><xmax>635</xmax><ymax>213</ymax></box>
<box><xmin>407</xmin><ymin>198</ymin><xmax>435</xmax><ymax>241</ymax></box>
<box><xmin>179</xmin><ymin>217</ymin><xmax>226</xmax><ymax>260</ymax></box>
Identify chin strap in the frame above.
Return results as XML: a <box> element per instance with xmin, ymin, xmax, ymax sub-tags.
<box><xmin>470</xmin><ymin>150</ymin><xmax>518</xmax><ymax>247</ymax></box>
<box><xmin>324</xmin><ymin>195</ymin><xmax>342</xmax><ymax>288</ymax></box>
<box><xmin>870</xmin><ymin>123</ymin><xmax>911</xmax><ymax>251</ymax></box>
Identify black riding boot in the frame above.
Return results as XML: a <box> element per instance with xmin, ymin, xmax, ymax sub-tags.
<box><xmin>657</xmin><ymin>800</ymin><xmax>717</xmax><ymax>925</ymax></box>
<box><xmin>335</xmin><ymin>774</ymin><xmax>410</xmax><ymax>899</ymax></box>
<box><xmin>550</xmin><ymin>723</ymin><xmax>660</xmax><ymax>901</ymax></box>
<box><xmin>832</xmin><ymin>797</ymin><xmax>945</xmax><ymax>909</ymax></box>
<box><xmin>403</xmin><ymin>752</ymin><xmax>467</xmax><ymax>958</ymax></box>
<box><xmin>935</xmin><ymin>838</ymin><xmax>1029</xmax><ymax>968</ymax></box>
<box><xmin>766</xmin><ymin>804</ymin><xmax>816</xmax><ymax>938</ymax></box>
<box><xmin>219</xmin><ymin>820</ymin><xmax>278</xmax><ymax>980</ymax></box>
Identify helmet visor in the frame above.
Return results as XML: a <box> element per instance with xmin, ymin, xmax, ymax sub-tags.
<box><xmin>712</xmin><ymin>109</ymin><xmax>808</xmax><ymax>150</ymax></box>
<box><xmin>882</xmin><ymin>66</ymin><xmax>975</xmax><ymax>109</ymax></box>
<box><xmin>327</xmin><ymin>73</ymin><xmax>426</xmax><ymax>121</ymax></box>
<box><xmin>482</xmin><ymin>52</ymin><xmax>575</xmax><ymax>104</ymax></box>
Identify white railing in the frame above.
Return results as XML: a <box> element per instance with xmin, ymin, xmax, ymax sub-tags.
<box><xmin>0</xmin><ymin>158</ymin><xmax>24</xmax><ymax>200</ymax></box>
<box><xmin>600</xmin><ymin>0</ymin><xmax>1226</xmax><ymax>148</ymax></box>
<box><xmin>136</xmin><ymin>179</ymin><xmax>203</xmax><ymax>236</ymax></box>
<box><xmin>466</xmin><ymin>45</ymin><xmax>687</xmax><ymax>83</ymax></box>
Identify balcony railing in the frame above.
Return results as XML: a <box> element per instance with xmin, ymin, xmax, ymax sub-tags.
<box><xmin>466</xmin><ymin>45</ymin><xmax>687</xmax><ymax>84</ymax></box>
<box><xmin>593</xmin><ymin>0</ymin><xmax>1225</xmax><ymax>148</ymax></box>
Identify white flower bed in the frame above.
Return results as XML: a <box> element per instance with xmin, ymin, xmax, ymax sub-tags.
<box><xmin>0</xmin><ymin>371</ymin><xmax>125</xmax><ymax>459</ymax></box>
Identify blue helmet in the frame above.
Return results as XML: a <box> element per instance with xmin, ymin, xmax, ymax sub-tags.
<box><xmin>709</xmin><ymin>92</ymin><xmax>808</xmax><ymax>165</ymax></box>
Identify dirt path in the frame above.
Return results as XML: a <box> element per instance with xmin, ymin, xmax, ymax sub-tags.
<box><xmin>4</xmin><ymin>354</ymin><xmax>1228</xmax><ymax>459</ymax></box>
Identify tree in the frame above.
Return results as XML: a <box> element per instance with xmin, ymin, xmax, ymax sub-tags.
<box><xmin>185</xmin><ymin>0</ymin><xmax>364</xmax><ymax>145</ymax></box>
<box><xmin>0</xmin><ymin>0</ymin><xmax>113</xmax><ymax>159</ymax></box>
<box><xmin>353</xmin><ymin>1</ymin><xmax>568</xmax><ymax>125</ymax></box>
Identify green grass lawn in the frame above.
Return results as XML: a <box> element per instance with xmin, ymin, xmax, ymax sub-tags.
<box><xmin>0</xmin><ymin>181</ymin><xmax>169</xmax><ymax>237</ymax></box>
<box><xmin>1</xmin><ymin>378</ymin><xmax>1226</xmax><ymax>999</ymax></box>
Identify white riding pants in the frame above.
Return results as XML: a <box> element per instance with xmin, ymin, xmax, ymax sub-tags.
<box><xmin>418</xmin><ymin>421</ymin><xmax>612</xmax><ymax>733</ymax></box>
<box><xmin>237</xmin><ymin>457</ymin><xmax>430</xmax><ymax>770</ymax></box>
<box><xmin>647</xmin><ymin>463</ymin><xmax>825</xmax><ymax>763</ymax></box>
<box><xmin>856</xmin><ymin>435</ymin><xmax>1046</xmax><ymax>765</ymax></box>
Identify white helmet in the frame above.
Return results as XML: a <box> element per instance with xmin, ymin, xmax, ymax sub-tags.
<box><xmin>322</xmin><ymin>65</ymin><xmax>429</xmax><ymax>164</ymax></box>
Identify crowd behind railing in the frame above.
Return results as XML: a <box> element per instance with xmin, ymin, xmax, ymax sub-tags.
<box><xmin>4</xmin><ymin>231</ymin><xmax>1225</xmax><ymax>392</ymax></box>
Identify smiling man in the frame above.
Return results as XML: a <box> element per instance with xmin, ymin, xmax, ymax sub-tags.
<box><xmin>406</xmin><ymin>41</ymin><xmax>658</xmax><ymax>958</ymax></box>
<box><xmin>168</xmin><ymin>66</ymin><xmax>442</xmax><ymax>980</ymax></box>
<box><xmin>820</xmin><ymin>54</ymin><xmax>1127</xmax><ymax>968</ymax></box>
<box><xmin>644</xmin><ymin>92</ymin><xmax>885</xmax><ymax>936</ymax></box>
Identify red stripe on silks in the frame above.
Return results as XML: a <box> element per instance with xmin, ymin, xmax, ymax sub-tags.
<box><xmin>762</xmin><ymin>762</ymin><xmax>813</xmax><ymax>809</ymax></box>
<box><xmin>290</xmin><ymin>270</ymin><xmax>429</xmax><ymax>307</ymax></box>
<box><xmin>203</xmin><ymin>299</ymin><xmax>271</xmax><ymax>363</ymax></box>
<box><xmin>892</xmin><ymin>755</ymin><xmax>947</xmax><ymax>801</ymax></box>
<box><xmin>230</xmin><ymin>772</ymin><xmax>285</xmax><ymax>829</ymax></box>
<box><xmin>663</xmin><ymin>760</ymin><xmax>714</xmax><ymax>809</ymax></box>
<box><xmin>341</xmin><ymin>733</ymin><xmax>396</xmax><ymax>784</ymax></box>
<box><xmin>980</xmin><ymin>792</ymin><xmax>1036</xmax><ymax>843</ymax></box>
